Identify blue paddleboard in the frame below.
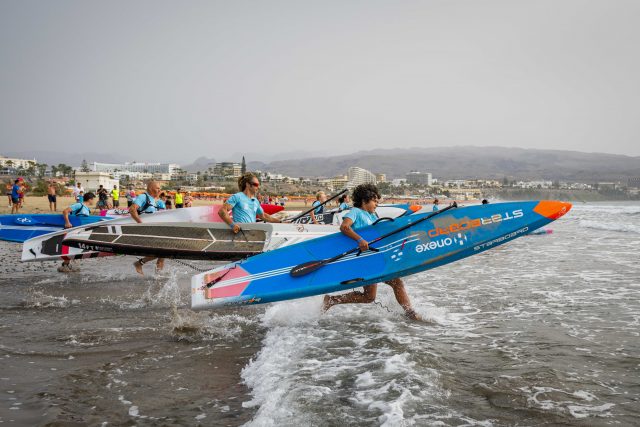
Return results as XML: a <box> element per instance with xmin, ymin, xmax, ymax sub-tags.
<box><xmin>0</xmin><ymin>214</ymin><xmax>110</xmax><ymax>243</ymax></box>
<box><xmin>192</xmin><ymin>200</ymin><xmax>572</xmax><ymax>310</ymax></box>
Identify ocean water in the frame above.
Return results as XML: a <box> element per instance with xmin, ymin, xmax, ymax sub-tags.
<box><xmin>1</xmin><ymin>201</ymin><xmax>638</xmax><ymax>426</ymax></box>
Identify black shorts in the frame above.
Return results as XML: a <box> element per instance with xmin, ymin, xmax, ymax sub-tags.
<box><xmin>11</xmin><ymin>197</ymin><xmax>20</xmax><ymax>204</ymax></box>
<box><xmin>127</xmin><ymin>200</ymin><xmax>133</xmax><ymax>207</ymax></box>
<box><xmin>112</xmin><ymin>200</ymin><xmax>119</xmax><ymax>207</ymax></box>
<box><xmin>48</xmin><ymin>194</ymin><xmax>57</xmax><ymax>203</ymax></box>
<box><xmin>176</xmin><ymin>204</ymin><xmax>184</xmax><ymax>208</ymax></box>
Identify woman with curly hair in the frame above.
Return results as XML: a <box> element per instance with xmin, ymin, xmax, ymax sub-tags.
<box><xmin>322</xmin><ymin>183</ymin><xmax>421</xmax><ymax>320</ymax></box>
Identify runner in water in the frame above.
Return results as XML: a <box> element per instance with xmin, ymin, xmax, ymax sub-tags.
<box><xmin>59</xmin><ymin>192</ymin><xmax>96</xmax><ymax>272</ymax></box>
<box><xmin>130</xmin><ymin>181</ymin><xmax>164</xmax><ymax>275</ymax></box>
<box><xmin>322</xmin><ymin>183</ymin><xmax>421</xmax><ymax>320</ymax></box>
<box><xmin>219</xmin><ymin>172</ymin><xmax>282</xmax><ymax>233</ymax></box>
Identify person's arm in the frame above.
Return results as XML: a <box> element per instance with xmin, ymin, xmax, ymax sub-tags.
<box><xmin>257</xmin><ymin>212</ymin><xmax>282</xmax><ymax>223</ymax></box>
<box><xmin>340</xmin><ymin>217</ymin><xmax>368</xmax><ymax>251</ymax></box>
<box><xmin>129</xmin><ymin>203</ymin><xmax>143</xmax><ymax>224</ymax></box>
<box><xmin>218</xmin><ymin>202</ymin><xmax>240</xmax><ymax>233</ymax></box>
<box><xmin>62</xmin><ymin>207</ymin><xmax>73</xmax><ymax>228</ymax></box>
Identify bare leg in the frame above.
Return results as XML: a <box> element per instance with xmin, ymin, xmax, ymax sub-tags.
<box><xmin>323</xmin><ymin>284</ymin><xmax>378</xmax><ymax>312</ymax></box>
<box><xmin>385</xmin><ymin>278</ymin><xmax>421</xmax><ymax>320</ymax></box>
<box><xmin>156</xmin><ymin>258</ymin><xmax>165</xmax><ymax>271</ymax></box>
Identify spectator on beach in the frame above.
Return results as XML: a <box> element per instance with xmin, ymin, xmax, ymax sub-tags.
<box><xmin>6</xmin><ymin>183</ymin><xmax>12</xmax><ymax>208</ymax></box>
<box><xmin>78</xmin><ymin>191</ymin><xmax>84</xmax><ymax>204</ymax></box>
<box><xmin>47</xmin><ymin>181</ymin><xmax>57</xmax><ymax>211</ymax></box>
<box><xmin>10</xmin><ymin>179</ymin><xmax>22</xmax><ymax>214</ymax></box>
<box><xmin>322</xmin><ymin>183</ymin><xmax>420</xmax><ymax>320</ymax></box>
<box><xmin>96</xmin><ymin>185</ymin><xmax>110</xmax><ymax>211</ymax></box>
<box><xmin>165</xmin><ymin>193</ymin><xmax>173</xmax><ymax>209</ymax></box>
<box><xmin>174</xmin><ymin>188</ymin><xmax>184</xmax><ymax>208</ymax></box>
<box><xmin>125</xmin><ymin>185</ymin><xmax>136</xmax><ymax>207</ymax></box>
<box><xmin>185</xmin><ymin>191</ymin><xmax>193</xmax><ymax>208</ymax></box>
<box><xmin>59</xmin><ymin>192</ymin><xmax>96</xmax><ymax>273</ymax></box>
<box><xmin>219</xmin><ymin>172</ymin><xmax>282</xmax><ymax>234</ymax></box>
<box><xmin>111</xmin><ymin>185</ymin><xmax>120</xmax><ymax>208</ymax></box>
<box><xmin>432</xmin><ymin>198</ymin><xmax>439</xmax><ymax>212</ymax></box>
<box><xmin>18</xmin><ymin>181</ymin><xmax>26</xmax><ymax>208</ymax></box>
<box><xmin>73</xmin><ymin>182</ymin><xmax>84</xmax><ymax>202</ymax></box>
<box><xmin>130</xmin><ymin>181</ymin><xmax>164</xmax><ymax>275</ymax></box>
<box><xmin>310</xmin><ymin>191</ymin><xmax>327</xmax><ymax>224</ymax></box>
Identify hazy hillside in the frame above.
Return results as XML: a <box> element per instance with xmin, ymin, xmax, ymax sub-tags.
<box><xmin>248</xmin><ymin>146</ymin><xmax>640</xmax><ymax>182</ymax></box>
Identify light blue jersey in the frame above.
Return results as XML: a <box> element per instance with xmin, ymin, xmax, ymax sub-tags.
<box><xmin>433</xmin><ymin>204</ymin><xmax>439</xmax><ymax>212</ymax></box>
<box><xmin>226</xmin><ymin>192</ymin><xmax>264</xmax><ymax>223</ymax></box>
<box><xmin>312</xmin><ymin>200</ymin><xmax>324</xmax><ymax>214</ymax></box>
<box><xmin>69</xmin><ymin>202</ymin><xmax>90</xmax><ymax>217</ymax></box>
<box><xmin>339</xmin><ymin>202</ymin><xmax>349</xmax><ymax>210</ymax></box>
<box><xmin>156</xmin><ymin>199</ymin><xmax>166</xmax><ymax>210</ymax></box>
<box><xmin>133</xmin><ymin>193</ymin><xmax>158</xmax><ymax>214</ymax></box>
<box><xmin>343</xmin><ymin>207</ymin><xmax>378</xmax><ymax>229</ymax></box>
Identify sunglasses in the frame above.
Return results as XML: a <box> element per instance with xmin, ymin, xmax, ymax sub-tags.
<box><xmin>250</xmin><ymin>182</ymin><xmax>260</xmax><ymax>188</ymax></box>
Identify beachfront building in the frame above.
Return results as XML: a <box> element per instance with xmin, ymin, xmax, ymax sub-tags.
<box><xmin>406</xmin><ymin>171</ymin><xmax>433</xmax><ymax>186</ymax></box>
<box><xmin>347</xmin><ymin>166</ymin><xmax>377</xmax><ymax>188</ymax></box>
<box><xmin>324</xmin><ymin>175</ymin><xmax>349</xmax><ymax>191</ymax></box>
<box><xmin>0</xmin><ymin>155</ymin><xmax>37</xmax><ymax>170</ymax></box>
<box><xmin>74</xmin><ymin>171</ymin><xmax>119</xmax><ymax>193</ymax></box>
<box><xmin>213</xmin><ymin>162</ymin><xmax>242</xmax><ymax>178</ymax></box>
<box><xmin>90</xmin><ymin>162</ymin><xmax>180</xmax><ymax>179</ymax></box>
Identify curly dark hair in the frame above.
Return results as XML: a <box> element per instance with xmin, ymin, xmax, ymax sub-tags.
<box><xmin>237</xmin><ymin>172</ymin><xmax>258</xmax><ymax>191</ymax></box>
<box><xmin>351</xmin><ymin>184</ymin><xmax>380</xmax><ymax>208</ymax></box>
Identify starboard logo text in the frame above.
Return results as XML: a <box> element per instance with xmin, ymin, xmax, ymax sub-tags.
<box><xmin>425</xmin><ymin>209</ymin><xmax>523</xmax><ymax>238</ymax></box>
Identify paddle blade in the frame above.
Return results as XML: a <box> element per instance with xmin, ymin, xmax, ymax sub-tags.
<box><xmin>290</xmin><ymin>260</ymin><xmax>325</xmax><ymax>277</ymax></box>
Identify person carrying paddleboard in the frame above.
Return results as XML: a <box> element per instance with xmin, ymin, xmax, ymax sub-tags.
<box><xmin>219</xmin><ymin>172</ymin><xmax>282</xmax><ymax>233</ymax></box>
<box><xmin>322</xmin><ymin>184</ymin><xmax>421</xmax><ymax>320</ymax></box>
<box><xmin>59</xmin><ymin>192</ymin><xmax>96</xmax><ymax>272</ymax></box>
<box><xmin>130</xmin><ymin>181</ymin><xmax>164</xmax><ymax>275</ymax></box>
<box><xmin>311</xmin><ymin>191</ymin><xmax>327</xmax><ymax>224</ymax></box>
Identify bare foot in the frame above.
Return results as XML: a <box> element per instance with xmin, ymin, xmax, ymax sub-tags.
<box><xmin>405</xmin><ymin>309</ymin><xmax>422</xmax><ymax>321</ymax></box>
<box><xmin>134</xmin><ymin>260</ymin><xmax>144</xmax><ymax>275</ymax></box>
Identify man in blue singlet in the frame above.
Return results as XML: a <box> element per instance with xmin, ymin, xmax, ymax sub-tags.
<box><xmin>59</xmin><ymin>192</ymin><xmax>96</xmax><ymax>273</ymax></box>
<box><xmin>321</xmin><ymin>183</ymin><xmax>421</xmax><ymax>320</ymax></box>
<box><xmin>130</xmin><ymin>181</ymin><xmax>163</xmax><ymax>274</ymax></box>
<box><xmin>219</xmin><ymin>172</ymin><xmax>282</xmax><ymax>233</ymax></box>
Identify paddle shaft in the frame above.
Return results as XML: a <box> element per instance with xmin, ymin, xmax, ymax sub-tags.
<box><xmin>290</xmin><ymin>202</ymin><xmax>457</xmax><ymax>277</ymax></box>
<box><xmin>285</xmin><ymin>188</ymin><xmax>348</xmax><ymax>223</ymax></box>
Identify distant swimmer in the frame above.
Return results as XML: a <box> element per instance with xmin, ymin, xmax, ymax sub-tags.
<box><xmin>219</xmin><ymin>172</ymin><xmax>282</xmax><ymax>234</ymax></box>
<box><xmin>322</xmin><ymin>183</ymin><xmax>421</xmax><ymax>320</ymax></box>
<box><xmin>482</xmin><ymin>199</ymin><xmax>489</xmax><ymax>204</ymax></box>
<box><xmin>130</xmin><ymin>181</ymin><xmax>164</xmax><ymax>275</ymax></box>
<box><xmin>59</xmin><ymin>192</ymin><xmax>96</xmax><ymax>272</ymax></box>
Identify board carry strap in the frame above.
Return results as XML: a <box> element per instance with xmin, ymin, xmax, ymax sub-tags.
<box><xmin>289</xmin><ymin>202</ymin><xmax>458</xmax><ymax>277</ymax></box>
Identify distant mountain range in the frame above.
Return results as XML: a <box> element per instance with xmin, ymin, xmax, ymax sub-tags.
<box><xmin>247</xmin><ymin>146</ymin><xmax>640</xmax><ymax>182</ymax></box>
<box><xmin>4</xmin><ymin>147</ymin><xmax>639</xmax><ymax>182</ymax></box>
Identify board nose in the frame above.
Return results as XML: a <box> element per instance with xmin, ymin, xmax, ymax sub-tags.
<box><xmin>533</xmin><ymin>201</ymin><xmax>572</xmax><ymax>220</ymax></box>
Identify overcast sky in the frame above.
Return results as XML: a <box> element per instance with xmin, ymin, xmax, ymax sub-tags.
<box><xmin>1</xmin><ymin>0</ymin><xmax>638</xmax><ymax>163</ymax></box>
